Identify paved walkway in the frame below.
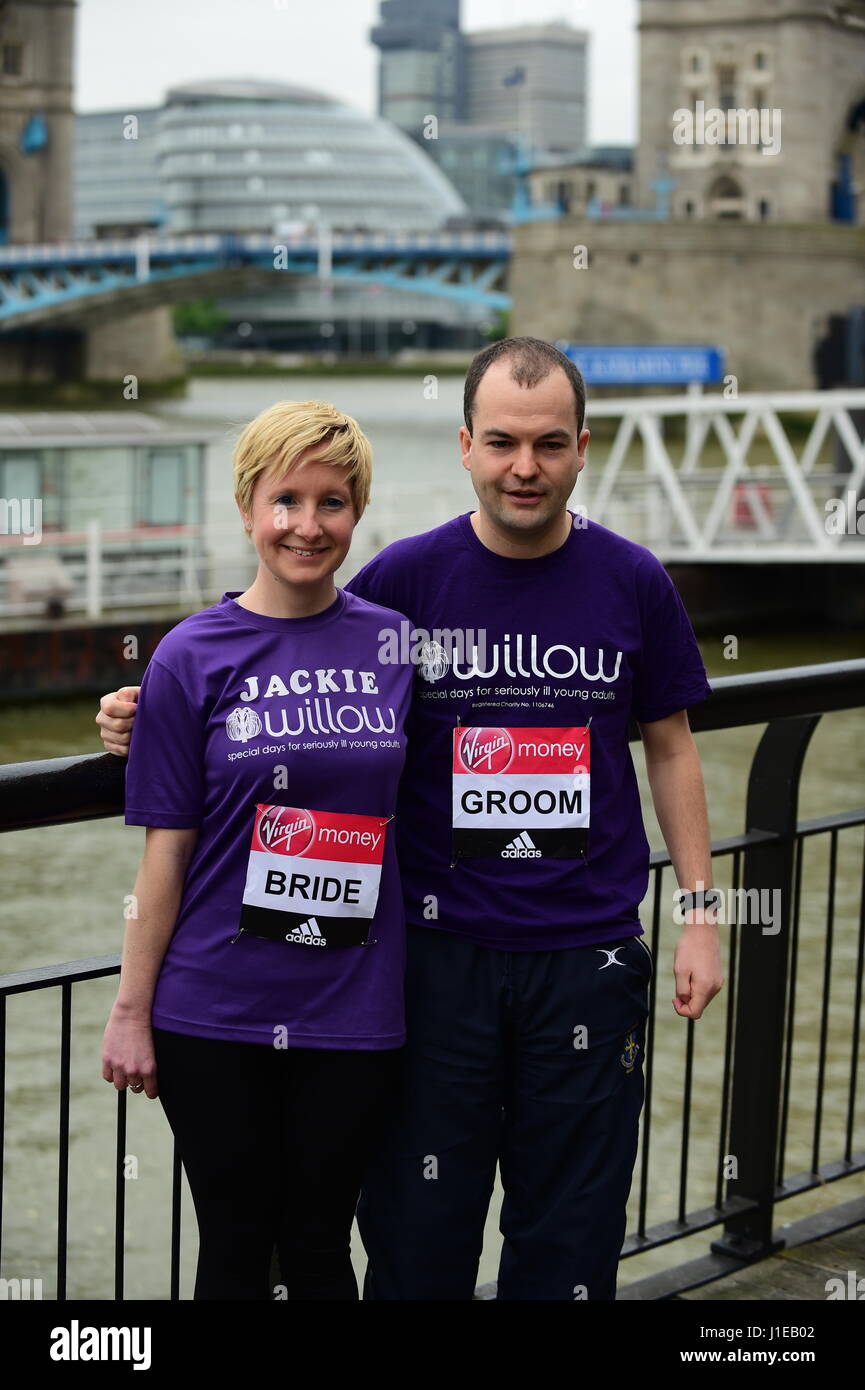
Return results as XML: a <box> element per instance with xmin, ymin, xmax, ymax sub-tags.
<box><xmin>678</xmin><ymin>1221</ymin><xmax>865</xmax><ymax>1301</ymax></box>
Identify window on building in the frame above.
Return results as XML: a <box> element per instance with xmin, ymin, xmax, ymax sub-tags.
<box><xmin>2</xmin><ymin>44</ymin><xmax>22</xmax><ymax>76</ymax></box>
<box><xmin>619</xmin><ymin>184</ymin><xmax>631</xmax><ymax>207</ymax></box>
<box><xmin>759</xmin><ymin>199</ymin><xmax>771</xmax><ymax>220</ymax></box>
<box><xmin>754</xmin><ymin>51</ymin><xmax>769</xmax><ymax>71</ymax></box>
<box><xmin>718</xmin><ymin>65</ymin><xmax>736</xmax><ymax>110</ymax></box>
<box><xmin>139</xmin><ymin>449</ymin><xmax>188</xmax><ymax>527</ymax></box>
<box><xmin>0</xmin><ymin>454</ymin><xmax>41</xmax><ymax>511</ymax></box>
<box><xmin>553</xmin><ymin>180</ymin><xmax>571</xmax><ymax>213</ymax></box>
<box><xmin>684</xmin><ymin>199</ymin><xmax>696</xmax><ymax>218</ymax></box>
<box><xmin>586</xmin><ymin>180</ymin><xmax>596</xmax><ymax>199</ymax></box>
<box><xmin>709</xmin><ymin>175</ymin><xmax>744</xmax><ymax>220</ymax></box>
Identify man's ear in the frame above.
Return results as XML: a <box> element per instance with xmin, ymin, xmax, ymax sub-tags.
<box><xmin>459</xmin><ymin>425</ymin><xmax>472</xmax><ymax>472</ymax></box>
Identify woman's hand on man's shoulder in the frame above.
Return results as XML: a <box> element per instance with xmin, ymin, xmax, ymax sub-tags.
<box><xmin>96</xmin><ymin>686</ymin><xmax>140</xmax><ymax>757</ymax></box>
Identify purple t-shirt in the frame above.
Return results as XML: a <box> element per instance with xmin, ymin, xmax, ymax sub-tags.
<box><xmin>344</xmin><ymin>512</ymin><xmax>712</xmax><ymax>951</ymax></box>
<box><xmin>124</xmin><ymin>589</ymin><xmax>413</xmax><ymax>1048</ymax></box>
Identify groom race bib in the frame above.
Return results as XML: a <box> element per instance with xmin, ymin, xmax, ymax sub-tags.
<box><xmin>237</xmin><ymin>803</ymin><xmax>389</xmax><ymax>948</ymax></box>
<box><xmin>452</xmin><ymin>726</ymin><xmax>590</xmax><ymax>860</ymax></box>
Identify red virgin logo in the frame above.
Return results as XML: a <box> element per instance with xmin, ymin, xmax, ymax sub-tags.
<box><xmin>255</xmin><ymin>805</ymin><xmax>314</xmax><ymax>856</ymax></box>
<box><xmin>458</xmin><ymin>727</ymin><xmax>513</xmax><ymax>774</ymax></box>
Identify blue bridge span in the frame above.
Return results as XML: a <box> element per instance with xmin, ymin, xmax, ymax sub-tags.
<box><xmin>0</xmin><ymin>230</ymin><xmax>513</xmax><ymax>330</ymax></box>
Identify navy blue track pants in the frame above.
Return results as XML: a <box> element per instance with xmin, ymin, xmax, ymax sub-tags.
<box><xmin>357</xmin><ymin>922</ymin><xmax>652</xmax><ymax>1301</ymax></box>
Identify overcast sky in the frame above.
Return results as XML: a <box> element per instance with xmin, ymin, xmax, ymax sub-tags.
<box><xmin>75</xmin><ymin>0</ymin><xmax>638</xmax><ymax>144</ymax></box>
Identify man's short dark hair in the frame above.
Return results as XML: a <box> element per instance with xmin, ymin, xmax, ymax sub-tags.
<box><xmin>463</xmin><ymin>336</ymin><xmax>586</xmax><ymax>436</ymax></box>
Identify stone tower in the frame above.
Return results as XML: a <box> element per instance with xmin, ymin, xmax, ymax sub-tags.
<box><xmin>0</xmin><ymin>0</ymin><xmax>76</xmax><ymax>243</ymax></box>
<box><xmin>637</xmin><ymin>0</ymin><xmax>865</xmax><ymax>223</ymax></box>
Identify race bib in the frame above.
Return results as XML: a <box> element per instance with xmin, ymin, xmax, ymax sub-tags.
<box><xmin>236</xmin><ymin>803</ymin><xmax>389</xmax><ymax>948</ymax></box>
<box><xmin>452</xmin><ymin>726</ymin><xmax>590</xmax><ymax>860</ymax></box>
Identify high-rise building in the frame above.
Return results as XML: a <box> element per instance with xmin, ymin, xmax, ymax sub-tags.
<box><xmin>370</xmin><ymin>0</ymin><xmax>464</xmax><ymax>137</ymax></box>
<box><xmin>370</xmin><ymin>7</ymin><xmax>590</xmax><ymax>218</ymax></box>
<box><xmin>464</xmin><ymin>24</ymin><xmax>589</xmax><ymax>157</ymax></box>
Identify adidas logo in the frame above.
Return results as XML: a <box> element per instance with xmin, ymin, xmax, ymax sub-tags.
<box><xmin>501</xmin><ymin>832</ymin><xmax>542</xmax><ymax>859</ymax></box>
<box><xmin>285</xmin><ymin>917</ymin><xmax>327</xmax><ymax>947</ymax></box>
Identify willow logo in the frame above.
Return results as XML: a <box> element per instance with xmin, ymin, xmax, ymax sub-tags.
<box><xmin>226</xmin><ymin>707</ymin><xmax>263</xmax><ymax>742</ymax></box>
<box><xmin>417</xmin><ymin>640</ymin><xmax>450</xmax><ymax>682</ymax></box>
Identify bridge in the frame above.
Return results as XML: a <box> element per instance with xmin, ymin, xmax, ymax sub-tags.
<box><xmin>0</xmin><ymin>230</ymin><xmax>513</xmax><ymax>330</ymax></box>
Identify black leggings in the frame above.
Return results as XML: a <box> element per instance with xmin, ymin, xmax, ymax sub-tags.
<box><xmin>152</xmin><ymin>1026</ymin><xmax>402</xmax><ymax>1301</ymax></box>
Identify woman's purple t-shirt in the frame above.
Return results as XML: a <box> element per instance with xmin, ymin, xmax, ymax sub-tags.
<box><xmin>124</xmin><ymin>589</ymin><xmax>413</xmax><ymax>1049</ymax></box>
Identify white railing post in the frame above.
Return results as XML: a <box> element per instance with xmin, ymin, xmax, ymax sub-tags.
<box><xmin>135</xmin><ymin>234</ymin><xmax>150</xmax><ymax>282</ymax></box>
<box><xmin>685</xmin><ymin>381</ymin><xmax>703</xmax><ymax>455</ymax></box>
<box><xmin>86</xmin><ymin>519</ymin><xmax>102</xmax><ymax>619</ymax></box>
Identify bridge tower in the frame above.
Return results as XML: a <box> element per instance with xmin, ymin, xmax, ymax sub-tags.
<box><xmin>0</xmin><ymin>0</ymin><xmax>75</xmax><ymax>244</ymax></box>
<box><xmin>0</xmin><ymin>1</ymin><xmax>182</xmax><ymax>396</ymax></box>
<box><xmin>637</xmin><ymin>0</ymin><xmax>865</xmax><ymax>224</ymax></box>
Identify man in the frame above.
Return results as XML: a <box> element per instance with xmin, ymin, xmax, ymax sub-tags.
<box><xmin>97</xmin><ymin>336</ymin><xmax>723</xmax><ymax>1300</ymax></box>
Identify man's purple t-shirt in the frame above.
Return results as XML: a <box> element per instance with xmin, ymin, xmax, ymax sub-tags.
<box><xmin>124</xmin><ymin>589</ymin><xmax>413</xmax><ymax>1048</ymax></box>
<box><xmin>344</xmin><ymin>512</ymin><xmax>712</xmax><ymax>951</ymax></box>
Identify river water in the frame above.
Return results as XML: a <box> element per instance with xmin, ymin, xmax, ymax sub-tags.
<box><xmin>1</xmin><ymin>375</ymin><xmax>863</xmax><ymax>1299</ymax></box>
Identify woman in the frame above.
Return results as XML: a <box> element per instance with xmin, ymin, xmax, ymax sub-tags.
<box><xmin>101</xmin><ymin>400</ymin><xmax>413</xmax><ymax>1300</ymax></box>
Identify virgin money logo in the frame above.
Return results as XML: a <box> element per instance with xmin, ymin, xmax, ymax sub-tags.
<box><xmin>255</xmin><ymin>805</ymin><xmax>314</xmax><ymax>856</ymax></box>
<box><xmin>458</xmin><ymin>727</ymin><xmax>513</xmax><ymax>774</ymax></box>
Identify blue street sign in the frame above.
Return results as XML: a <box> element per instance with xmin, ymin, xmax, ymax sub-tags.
<box><xmin>557</xmin><ymin>343</ymin><xmax>725</xmax><ymax>386</ymax></box>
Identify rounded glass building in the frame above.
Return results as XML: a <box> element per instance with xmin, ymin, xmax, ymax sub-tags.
<box><xmin>156</xmin><ymin>79</ymin><xmax>466</xmax><ymax>233</ymax></box>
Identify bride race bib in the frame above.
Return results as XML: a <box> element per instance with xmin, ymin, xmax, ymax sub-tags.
<box><xmin>236</xmin><ymin>803</ymin><xmax>389</xmax><ymax>948</ymax></box>
<box><xmin>452</xmin><ymin>726</ymin><xmax>590</xmax><ymax>860</ymax></box>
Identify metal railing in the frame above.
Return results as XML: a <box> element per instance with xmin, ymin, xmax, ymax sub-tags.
<box><xmin>583</xmin><ymin>389</ymin><xmax>865</xmax><ymax>562</ymax></box>
<box><xmin>1</xmin><ymin>659</ymin><xmax>864</xmax><ymax>1299</ymax></box>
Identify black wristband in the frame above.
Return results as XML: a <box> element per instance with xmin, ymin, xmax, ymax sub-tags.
<box><xmin>676</xmin><ymin>888</ymin><xmax>723</xmax><ymax>915</ymax></box>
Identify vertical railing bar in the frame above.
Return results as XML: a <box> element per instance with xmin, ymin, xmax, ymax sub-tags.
<box><xmin>713</xmin><ymin>714</ymin><xmax>819</xmax><ymax>1262</ymax></box>
<box><xmin>715</xmin><ymin>849</ymin><xmax>739</xmax><ymax>1210</ymax></box>
<box><xmin>678</xmin><ymin>1019</ymin><xmax>695</xmax><ymax>1225</ymax></box>
<box><xmin>114</xmin><ymin>1089</ymin><xmax>127</xmax><ymax>1301</ymax></box>
<box><xmin>57</xmin><ymin>981</ymin><xmax>72</xmax><ymax>1303</ymax></box>
<box><xmin>811</xmin><ymin>828</ymin><xmax>837</xmax><ymax>1175</ymax></box>
<box><xmin>844</xmin><ymin>825</ymin><xmax>865</xmax><ymax>1164</ymax></box>
<box><xmin>0</xmin><ymin>995</ymin><xmax>5</xmax><ymax>1267</ymax></box>
<box><xmin>637</xmin><ymin>863</ymin><xmax>661</xmax><ymax>1240</ymax></box>
<box><xmin>170</xmin><ymin>1139</ymin><xmax>182</xmax><ymax>1301</ymax></box>
<box><xmin>777</xmin><ymin>833</ymin><xmax>804</xmax><ymax>1186</ymax></box>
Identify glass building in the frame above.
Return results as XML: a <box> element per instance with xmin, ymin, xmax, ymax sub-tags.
<box><xmin>156</xmin><ymin>79</ymin><xmax>466</xmax><ymax>235</ymax></box>
<box><xmin>74</xmin><ymin>107</ymin><xmax>166</xmax><ymax>239</ymax></box>
<box><xmin>72</xmin><ymin>80</ymin><xmax>490</xmax><ymax>352</ymax></box>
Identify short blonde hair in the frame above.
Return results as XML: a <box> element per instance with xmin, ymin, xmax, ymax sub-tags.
<box><xmin>233</xmin><ymin>399</ymin><xmax>373</xmax><ymax>522</ymax></box>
